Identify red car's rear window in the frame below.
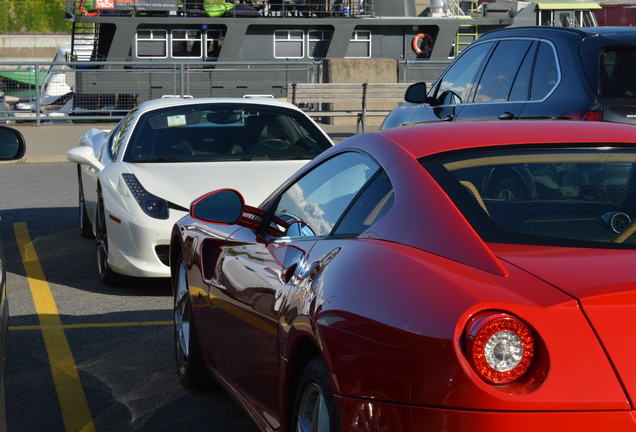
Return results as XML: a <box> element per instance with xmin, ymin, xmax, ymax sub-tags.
<box><xmin>422</xmin><ymin>145</ymin><xmax>636</xmax><ymax>249</ymax></box>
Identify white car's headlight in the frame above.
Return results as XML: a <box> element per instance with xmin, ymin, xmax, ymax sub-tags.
<box><xmin>121</xmin><ymin>173</ymin><xmax>169</xmax><ymax>219</ymax></box>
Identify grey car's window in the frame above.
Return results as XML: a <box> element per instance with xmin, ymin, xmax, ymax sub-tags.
<box><xmin>509</xmin><ymin>41</ymin><xmax>537</xmax><ymax>101</ymax></box>
<box><xmin>474</xmin><ymin>40</ymin><xmax>534</xmax><ymax>103</ymax></box>
<box><xmin>334</xmin><ymin>170</ymin><xmax>394</xmax><ymax>236</ymax></box>
<box><xmin>124</xmin><ymin>104</ymin><xmax>331</xmax><ymax>162</ymax></box>
<box><xmin>271</xmin><ymin>152</ymin><xmax>379</xmax><ymax>238</ymax></box>
<box><xmin>435</xmin><ymin>42</ymin><xmax>493</xmax><ymax>105</ymax></box>
<box><xmin>531</xmin><ymin>42</ymin><xmax>558</xmax><ymax>100</ymax></box>
<box><xmin>600</xmin><ymin>48</ymin><xmax>636</xmax><ymax>98</ymax></box>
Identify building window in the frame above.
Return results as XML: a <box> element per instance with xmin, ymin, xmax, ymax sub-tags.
<box><xmin>206</xmin><ymin>30</ymin><xmax>225</xmax><ymax>59</ymax></box>
<box><xmin>274</xmin><ymin>30</ymin><xmax>304</xmax><ymax>59</ymax></box>
<box><xmin>172</xmin><ymin>30</ymin><xmax>203</xmax><ymax>58</ymax></box>
<box><xmin>346</xmin><ymin>30</ymin><xmax>371</xmax><ymax>58</ymax></box>
<box><xmin>136</xmin><ymin>30</ymin><xmax>168</xmax><ymax>58</ymax></box>
<box><xmin>307</xmin><ymin>30</ymin><xmax>331</xmax><ymax>59</ymax></box>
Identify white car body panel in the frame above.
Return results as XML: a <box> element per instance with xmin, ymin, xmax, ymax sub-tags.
<box><xmin>128</xmin><ymin>161</ymin><xmax>307</xmax><ymax>208</ymax></box>
<box><xmin>69</xmin><ymin>97</ymin><xmax>333</xmax><ymax>278</ymax></box>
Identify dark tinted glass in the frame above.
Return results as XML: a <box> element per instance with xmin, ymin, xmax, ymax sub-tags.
<box><xmin>509</xmin><ymin>42</ymin><xmax>537</xmax><ymax>101</ymax></box>
<box><xmin>423</xmin><ymin>148</ymin><xmax>636</xmax><ymax>249</ymax></box>
<box><xmin>0</xmin><ymin>127</ymin><xmax>22</xmax><ymax>160</ymax></box>
<box><xmin>192</xmin><ymin>189</ymin><xmax>243</xmax><ymax>224</ymax></box>
<box><xmin>271</xmin><ymin>152</ymin><xmax>379</xmax><ymax>237</ymax></box>
<box><xmin>125</xmin><ymin>104</ymin><xmax>331</xmax><ymax>162</ymax></box>
<box><xmin>600</xmin><ymin>48</ymin><xmax>636</xmax><ymax>98</ymax></box>
<box><xmin>334</xmin><ymin>170</ymin><xmax>394</xmax><ymax>236</ymax></box>
<box><xmin>531</xmin><ymin>42</ymin><xmax>559</xmax><ymax>100</ymax></box>
<box><xmin>436</xmin><ymin>42</ymin><xmax>493</xmax><ymax>104</ymax></box>
<box><xmin>474</xmin><ymin>40</ymin><xmax>533</xmax><ymax>103</ymax></box>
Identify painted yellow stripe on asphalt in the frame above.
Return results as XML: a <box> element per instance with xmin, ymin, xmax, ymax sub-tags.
<box><xmin>14</xmin><ymin>222</ymin><xmax>96</xmax><ymax>432</ymax></box>
<box><xmin>9</xmin><ymin>321</ymin><xmax>172</xmax><ymax>331</ymax></box>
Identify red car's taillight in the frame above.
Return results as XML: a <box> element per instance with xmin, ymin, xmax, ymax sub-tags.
<box><xmin>465</xmin><ymin>313</ymin><xmax>535</xmax><ymax>385</ymax></box>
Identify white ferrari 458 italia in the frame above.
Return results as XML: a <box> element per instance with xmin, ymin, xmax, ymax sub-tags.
<box><xmin>67</xmin><ymin>97</ymin><xmax>333</xmax><ymax>284</ymax></box>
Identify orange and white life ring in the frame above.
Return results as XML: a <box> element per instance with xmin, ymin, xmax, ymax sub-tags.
<box><xmin>79</xmin><ymin>0</ymin><xmax>100</xmax><ymax>16</ymax></box>
<box><xmin>412</xmin><ymin>33</ymin><xmax>434</xmax><ymax>57</ymax></box>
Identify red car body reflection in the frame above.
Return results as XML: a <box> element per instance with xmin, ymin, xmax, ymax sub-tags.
<box><xmin>170</xmin><ymin>121</ymin><xmax>636</xmax><ymax>431</ymax></box>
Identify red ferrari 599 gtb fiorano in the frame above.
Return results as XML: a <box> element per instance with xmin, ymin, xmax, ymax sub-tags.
<box><xmin>170</xmin><ymin>120</ymin><xmax>636</xmax><ymax>432</ymax></box>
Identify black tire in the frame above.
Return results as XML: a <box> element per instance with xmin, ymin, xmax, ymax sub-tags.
<box><xmin>95</xmin><ymin>187</ymin><xmax>122</xmax><ymax>285</ymax></box>
<box><xmin>291</xmin><ymin>358</ymin><xmax>342</xmax><ymax>432</ymax></box>
<box><xmin>78</xmin><ymin>165</ymin><xmax>94</xmax><ymax>239</ymax></box>
<box><xmin>173</xmin><ymin>255</ymin><xmax>212</xmax><ymax>390</ymax></box>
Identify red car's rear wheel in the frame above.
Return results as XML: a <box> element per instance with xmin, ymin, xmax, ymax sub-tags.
<box><xmin>292</xmin><ymin>358</ymin><xmax>341</xmax><ymax>432</ymax></box>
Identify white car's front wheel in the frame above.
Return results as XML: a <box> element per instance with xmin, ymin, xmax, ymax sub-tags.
<box><xmin>78</xmin><ymin>166</ymin><xmax>94</xmax><ymax>239</ymax></box>
<box><xmin>96</xmin><ymin>187</ymin><xmax>123</xmax><ymax>285</ymax></box>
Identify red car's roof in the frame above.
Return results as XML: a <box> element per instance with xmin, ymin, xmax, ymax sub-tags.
<box><xmin>376</xmin><ymin>121</ymin><xmax>636</xmax><ymax>159</ymax></box>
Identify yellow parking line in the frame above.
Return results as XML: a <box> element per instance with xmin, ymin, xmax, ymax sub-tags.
<box><xmin>9</xmin><ymin>321</ymin><xmax>172</xmax><ymax>331</ymax></box>
<box><xmin>14</xmin><ymin>222</ymin><xmax>96</xmax><ymax>432</ymax></box>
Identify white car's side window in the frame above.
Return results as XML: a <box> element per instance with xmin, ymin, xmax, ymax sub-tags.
<box><xmin>110</xmin><ymin>109</ymin><xmax>137</xmax><ymax>160</ymax></box>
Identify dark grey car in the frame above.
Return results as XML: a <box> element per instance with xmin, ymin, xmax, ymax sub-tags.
<box><xmin>382</xmin><ymin>27</ymin><xmax>636</xmax><ymax>128</ymax></box>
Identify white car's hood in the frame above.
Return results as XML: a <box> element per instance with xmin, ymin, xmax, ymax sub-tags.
<box><xmin>124</xmin><ymin>161</ymin><xmax>308</xmax><ymax>208</ymax></box>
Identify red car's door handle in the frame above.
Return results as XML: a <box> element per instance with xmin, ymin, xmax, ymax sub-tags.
<box><xmin>297</xmin><ymin>261</ymin><xmax>321</xmax><ymax>280</ymax></box>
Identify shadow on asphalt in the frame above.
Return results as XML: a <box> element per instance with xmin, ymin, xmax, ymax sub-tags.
<box><xmin>7</xmin><ymin>311</ymin><xmax>258</xmax><ymax>432</ymax></box>
<box><xmin>0</xmin><ymin>206</ymin><xmax>172</xmax><ymax>297</ymax></box>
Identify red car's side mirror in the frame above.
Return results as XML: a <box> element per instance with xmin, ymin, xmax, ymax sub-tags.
<box><xmin>190</xmin><ymin>189</ymin><xmax>268</xmax><ymax>232</ymax></box>
<box><xmin>191</xmin><ymin>189</ymin><xmax>306</xmax><ymax>237</ymax></box>
<box><xmin>191</xmin><ymin>189</ymin><xmax>245</xmax><ymax>225</ymax></box>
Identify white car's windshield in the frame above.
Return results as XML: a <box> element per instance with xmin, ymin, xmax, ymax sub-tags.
<box><xmin>124</xmin><ymin>103</ymin><xmax>331</xmax><ymax>162</ymax></box>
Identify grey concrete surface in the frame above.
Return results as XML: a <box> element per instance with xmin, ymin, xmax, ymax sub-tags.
<box><xmin>7</xmin><ymin>122</ymin><xmax>378</xmax><ymax>164</ymax></box>
<box><xmin>0</xmin><ymin>34</ymin><xmax>70</xmax><ymax>62</ymax></box>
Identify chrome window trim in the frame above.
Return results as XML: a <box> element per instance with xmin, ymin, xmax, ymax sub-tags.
<box><xmin>429</xmin><ymin>37</ymin><xmax>561</xmax><ymax>108</ymax></box>
<box><xmin>273</xmin><ymin>30</ymin><xmax>305</xmax><ymax>59</ymax></box>
<box><xmin>346</xmin><ymin>30</ymin><xmax>372</xmax><ymax>59</ymax></box>
<box><xmin>306</xmin><ymin>30</ymin><xmax>331</xmax><ymax>59</ymax></box>
<box><xmin>170</xmin><ymin>29</ymin><xmax>203</xmax><ymax>59</ymax></box>
<box><xmin>135</xmin><ymin>29</ymin><xmax>168</xmax><ymax>59</ymax></box>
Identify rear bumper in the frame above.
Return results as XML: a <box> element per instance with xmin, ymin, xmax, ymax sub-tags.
<box><xmin>335</xmin><ymin>396</ymin><xmax>636</xmax><ymax>431</ymax></box>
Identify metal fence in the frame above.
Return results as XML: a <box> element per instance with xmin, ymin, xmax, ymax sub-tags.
<box><xmin>0</xmin><ymin>60</ymin><xmax>322</xmax><ymax>124</ymax></box>
<box><xmin>0</xmin><ymin>59</ymin><xmax>447</xmax><ymax>124</ymax></box>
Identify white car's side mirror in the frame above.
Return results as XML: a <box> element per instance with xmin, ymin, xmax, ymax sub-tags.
<box><xmin>66</xmin><ymin>146</ymin><xmax>104</xmax><ymax>171</ymax></box>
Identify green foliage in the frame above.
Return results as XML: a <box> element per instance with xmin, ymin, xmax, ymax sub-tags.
<box><xmin>0</xmin><ymin>0</ymin><xmax>72</xmax><ymax>33</ymax></box>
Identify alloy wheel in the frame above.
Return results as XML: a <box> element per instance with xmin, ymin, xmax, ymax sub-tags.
<box><xmin>296</xmin><ymin>383</ymin><xmax>331</xmax><ymax>432</ymax></box>
<box><xmin>174</xmin><ymin>261</ymin><xmax>191</xmax><ymax>375</ymax></box>
<box><xmin>96</xmin><ymin>199</ymin><xmax>109</xmax><ymax>279</ymax></box>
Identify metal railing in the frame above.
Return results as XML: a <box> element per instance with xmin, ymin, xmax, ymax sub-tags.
<box><xmin>0</xmin><ymin>60</ymin><xmax>322</xmax><ymax>124</ymax></box>
<box><xmin>0</xmin><ymin>59</ymin><xmax>449</xmax><ymax>124</ymax></box>
<box><xmin>66</xmin><ymin>0</ymin><xmax>374</xmax><ymax>19</ymax></box>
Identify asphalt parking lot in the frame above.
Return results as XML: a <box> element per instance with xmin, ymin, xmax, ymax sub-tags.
<box><xmin>0</xmin><ymin>162</ymin><xmax>260</xmax><ymax>431</ymax></box>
